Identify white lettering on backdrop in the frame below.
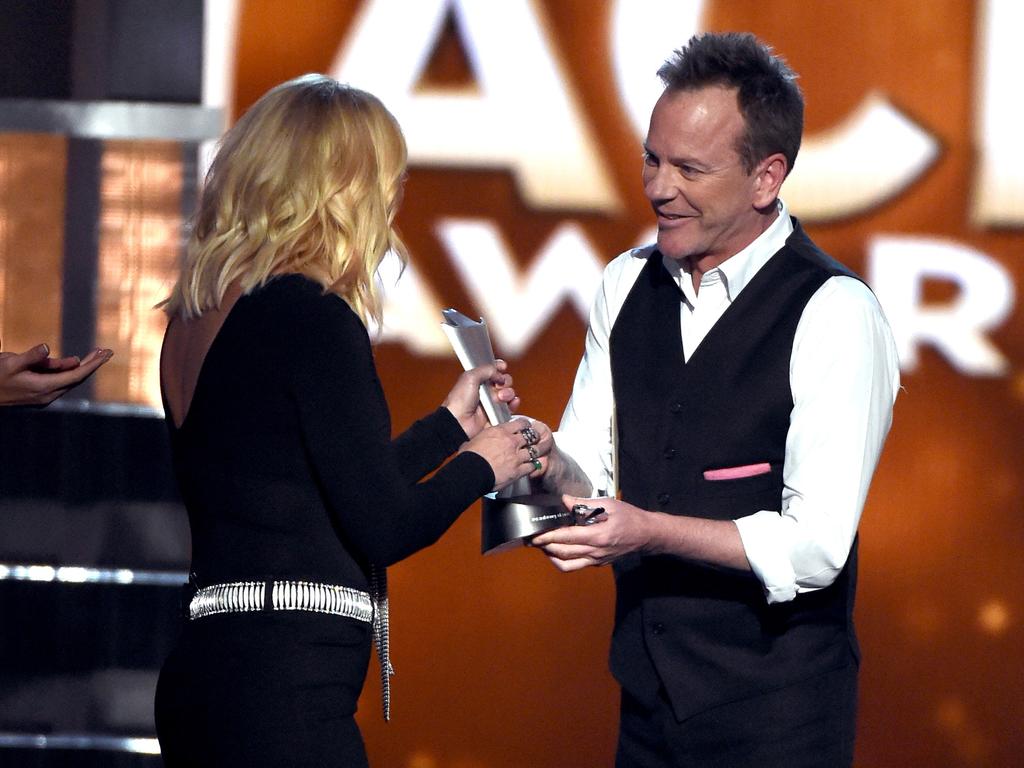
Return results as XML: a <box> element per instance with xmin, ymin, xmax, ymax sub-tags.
<box><xmin>317</xmin><ymin>0</ymin><xmax>1017</xmax><ymax>372</ymax></box>
<box><xmin>869</xmin><ymin>236</ymin><xmax>1015</xmax><ymax>376</ymax></box>
<box><xmin>971</xmin><ymin>0</ymin><xmax>1024</xmax><ymax>225</ymax></box>
<box><xmin>331</xmin><ymin>0</ymin><xmax>619</xmax><ymax>213</ymax></box>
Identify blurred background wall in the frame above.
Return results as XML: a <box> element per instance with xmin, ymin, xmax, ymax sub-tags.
<box><xmin>1</xmin><ymin>1</ymin><xmax>1021</xmax><ymax>766</ymax></box>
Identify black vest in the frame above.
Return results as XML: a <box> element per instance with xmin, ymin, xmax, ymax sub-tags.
<box><xmin>608</xmin><ymin>222</ymin><xmax>861</xmax><ymax>722</ymax></box>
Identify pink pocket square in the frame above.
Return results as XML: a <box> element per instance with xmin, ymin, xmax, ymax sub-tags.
<box><xmin>703</xmin><ymin>462</ymin><xmax>771</xmax><ymax>481</ymax></box>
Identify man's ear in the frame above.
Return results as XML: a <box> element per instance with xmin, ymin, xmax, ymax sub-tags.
<box><xmin>752</xmin><ymin>153</ymin><xmax>788</xmax><ymax>209</ymax></box>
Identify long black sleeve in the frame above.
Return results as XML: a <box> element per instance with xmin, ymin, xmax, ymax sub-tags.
<box><xmin>391</xmin><ymin>407</ymin><xmax>471</xmax><ymax>484</ymax></box>
<box><xmin>284</xmin><ymin>280</ymin><xmax>493</xmax><ymax>566</ymax></box>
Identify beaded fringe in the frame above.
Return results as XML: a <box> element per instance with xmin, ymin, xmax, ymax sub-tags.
<box><xmin>369</xmin><ymin>565</ymin><xmax>394</xmax><ymax>721</ymax></box>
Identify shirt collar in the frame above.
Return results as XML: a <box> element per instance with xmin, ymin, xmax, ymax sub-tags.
<box><xmin>664</xmin><ymin>199</ymin><xmax>795</xmax><ymax>306</ymax></box>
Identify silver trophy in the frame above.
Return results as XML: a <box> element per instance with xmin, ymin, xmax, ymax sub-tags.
<box><xmin>441</xmin><ymin>309</ymin><xmax>573</xmax><ymax>554</ymax></box>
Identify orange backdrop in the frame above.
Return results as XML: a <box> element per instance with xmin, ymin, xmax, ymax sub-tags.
<box><xmin>226</xmin><ymin>2</ymin><xmax>1024</xmax><ymax>766</ymax></box>
<box><xmin>2</xmin><ymin>1</ymin><xmax>1021</xmax><ymax>766</ymax></box>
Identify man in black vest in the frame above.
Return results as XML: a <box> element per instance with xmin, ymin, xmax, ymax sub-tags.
<box><xmin>533</xmin><ymin>32</ymin><xmax>899</xmax><ymax>767</ymax></box>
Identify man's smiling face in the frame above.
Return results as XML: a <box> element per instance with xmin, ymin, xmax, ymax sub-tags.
<box><xmin>643</xmin><ymin>85</ymin><xmax>776</xmax><ymax>272</ymax></box>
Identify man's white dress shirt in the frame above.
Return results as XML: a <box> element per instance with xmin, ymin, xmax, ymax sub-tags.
<box><xmin>555</xmin><ymin>202</ymin><xmax>900</xmax><ymax>604</ymax></box>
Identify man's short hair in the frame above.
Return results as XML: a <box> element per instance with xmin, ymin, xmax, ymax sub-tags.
<box><xmin>657</xmin><ymin>32</ymin><xmax>804</xmax><ymax>175</ymax></box>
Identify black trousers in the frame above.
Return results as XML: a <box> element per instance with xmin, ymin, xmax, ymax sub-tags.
<box><xmin>155</xmin><ymin>613</ymin><xmax>373</xmax><ymax>768</ymax></box>
<box><xmin>615</xmin><ymin>664</ymin><xmax>858</xmax><ymax>768</ymax></box>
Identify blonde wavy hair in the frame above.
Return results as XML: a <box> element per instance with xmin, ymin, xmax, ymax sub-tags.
<box><xmin>163</xmin><ymin>74</ymin><xmax>408</xmax><ymax>326</ymax></box>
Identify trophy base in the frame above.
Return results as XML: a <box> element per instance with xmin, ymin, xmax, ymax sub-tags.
<box><xmin>481</xmin><ymin>492</ymin><xmax>573</xmax><ymax>555</ymax></box>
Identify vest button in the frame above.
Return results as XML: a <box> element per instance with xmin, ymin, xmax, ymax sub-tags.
<box><xmin>657</xmin><ymin>492</ymin><xmax>670</xmax><ymax>506</ymax></box>
<box><xmin>650</xmin><ymin>622</ymin><xmax>666</xmax><ymax>635</ymax></box>
<box><xmin>669</xmin><ymin>402</ymin><xmax>682</xmax><ymax>413</ymax></box>
<box><xmin>663</xmin><ymin>447</ymin><xmax>676</xmax><ymax>459</ymax></box>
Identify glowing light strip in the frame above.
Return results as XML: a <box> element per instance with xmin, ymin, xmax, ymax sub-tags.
<box><xmin>0</xmin><ymin>99</ymin><xmax>222</xmax><ymax>142</ymax></box>
<box><xmin>46</xmin><ymin>398</ymin><xmax>163</xmax><ymax>418</ymax></box>
<box><xmin>199</xmin><ymin>0</ymin><xmax>241</xmax><ymax>179</ymax></box>
<box><xmin>202</xmin><ymin>0</ymin><xmax>240</xmax><ymax>111</ymax></box>
<box><xmin>0</xmin><ymin>732</ymin><xmax>160</xmax><ymax>754</ymax></box>
<box><xmin>0</xmin><ymin>139</ymin><xmax>8</xmax><ymax>334</ymax></box>
<box><xmin>0</xmin><ymin>563</ymin><xmax>186</xmax><ymax>586</ymax></box>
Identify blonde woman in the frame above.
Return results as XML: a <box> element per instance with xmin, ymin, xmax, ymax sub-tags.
<box><xmin>155</xmin><ymin>75</ymin><xmax>550</xmax><ymax>767</ymax></box>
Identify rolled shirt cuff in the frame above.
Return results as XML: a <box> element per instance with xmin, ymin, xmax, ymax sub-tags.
<box><xmin>733</xmin><ymin>510</ymin><xmax>799</xmax><ymax>604</ymax></box>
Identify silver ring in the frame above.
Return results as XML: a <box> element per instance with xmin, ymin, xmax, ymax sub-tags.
<box><xmin>572</xmin><ymin>504</ymin><xmax>606</xmax><ymax>525</ymax></box>
<box><xmin>520</xmin><ymin>426</ymin><xmax>540</xmax><ymax>447</ymax></box>
<box><xmin>527</xmin><ymin>445</ymin><xmax>539</xmax><ymax>461</ymax></box>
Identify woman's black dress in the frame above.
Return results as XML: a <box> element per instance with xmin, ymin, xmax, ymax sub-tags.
<box><xmin>154</xmin><ymin>275</ymin><xmax>494</xmax><ymax>767</ymax></box>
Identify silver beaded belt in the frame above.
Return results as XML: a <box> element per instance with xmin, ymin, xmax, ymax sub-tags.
<box><xmin>189</xmin><ymin>580</ymin><xmax>374</xmax><ymax>622</ymax></box>
<box><xmin>188</xmin><ymin>571</ymin><xmax>394</xmax><ymax>721</ymax></box>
